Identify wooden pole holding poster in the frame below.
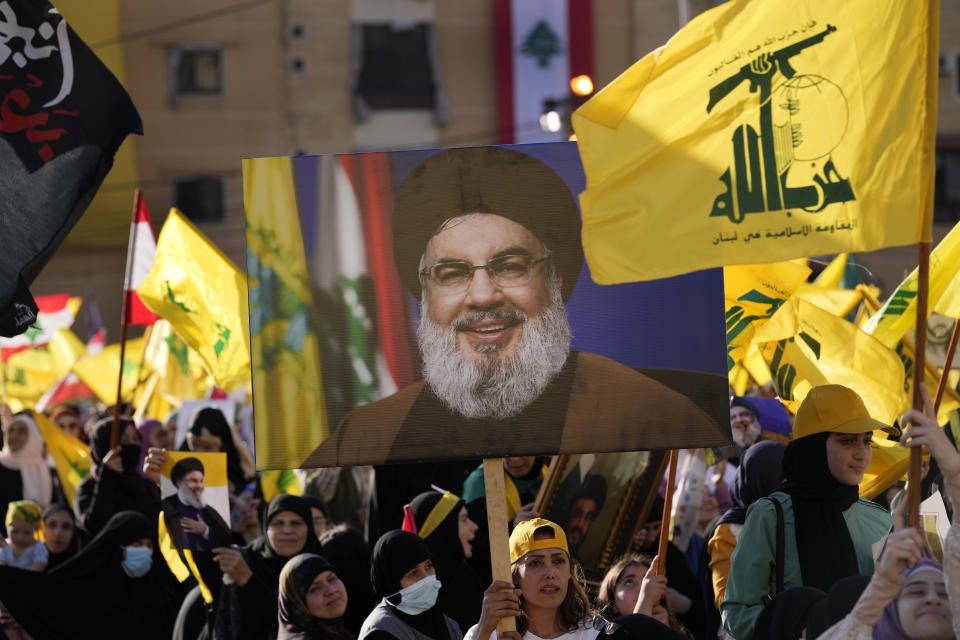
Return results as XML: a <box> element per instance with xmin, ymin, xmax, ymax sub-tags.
<box><xmin>908</xmin><ymin>242</ymin><xmax>931</xmax><ymax>529</ymax></box>
<box><xmin>656</xmin><ymin>449</ymin><xmax>680</xmax><ymax>576</ymax></box>
<box><xmin>484</xmin><ymin>458</ymin><xmax>517</xmax><ymax>634</ymax></box>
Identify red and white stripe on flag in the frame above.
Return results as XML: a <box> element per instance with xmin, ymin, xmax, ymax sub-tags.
<box><xmin>495</xmin><ymin>0</ymin><xmax>593</xmax><ymax>144</ymax></box>
<box><xmin>124</xmin><ymin>191</ymin><xmax>159</xmax><ymax>326</ymax></box>
<box><xmin>0</xmin><ymin>294</ymin><xmax>81</xmax><ymax>358</ymax></box>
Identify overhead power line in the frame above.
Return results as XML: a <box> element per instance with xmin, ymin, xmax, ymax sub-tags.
<box><xmin>90</xmin><ymin>0</ymin><xmax>278</xmax><ymax>49</ymax></box>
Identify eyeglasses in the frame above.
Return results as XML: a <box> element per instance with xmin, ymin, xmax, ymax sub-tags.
<box><xmin>420</xmin><ymin>253</ymin><xmax>551</xmax><ymax>294</ymax></box>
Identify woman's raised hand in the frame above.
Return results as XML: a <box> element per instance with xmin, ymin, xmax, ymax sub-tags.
<box><xmin>477</xmin><ymin>580</ymin><xmax>522</xmax><ymax>640</ymax></box>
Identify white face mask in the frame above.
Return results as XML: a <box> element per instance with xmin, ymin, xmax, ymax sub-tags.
<box><xmin>394</xmin><ymin>575</ymin><xmax>442</xmax><ymax>615</ymax></box>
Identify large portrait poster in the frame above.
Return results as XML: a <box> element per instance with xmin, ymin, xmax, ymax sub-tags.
<box><xmin>243</xmin><ymin>142</ymin><xmax>730</xmax><ymax>470</ymax></box>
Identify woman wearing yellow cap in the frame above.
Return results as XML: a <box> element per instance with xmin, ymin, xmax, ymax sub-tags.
<box><xmin>720</xmin><ymin>385</ymin><xmax>896</xmax><ymax>639</ymax></box>
<box><xmin>467</xmin><ymin>518</ymin><xmax>683</xmax><ymax>640</ymax></box>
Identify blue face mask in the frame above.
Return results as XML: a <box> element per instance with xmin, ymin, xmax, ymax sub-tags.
<box><xmin>121</xmin><ymin>545</ymin><xmax>153</xmax><ymax>578</ymax></box>
<box><xmin>394</xmin><ymin>575</ymin><xmax>442</xmax><ymax>615</ymax></box>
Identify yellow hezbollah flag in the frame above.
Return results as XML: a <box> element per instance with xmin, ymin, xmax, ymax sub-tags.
<box><xmin>753</xmin><ymin>297</ymin><xmax>904</xmax><ymax>424</ymax></box>
<box><xmin>572</xmin><ymin>0</ymin><xmax>938</xmax><ymax>283</ymax></box>
<box><xmin>31</xmin><ymin>410</ymin><xmax>90</xmax><ymax>506</ymax></box>
<box><xmin>893</xmin><ymin>337</ymin><xmax>960</xmax><ymax>426</ymax></box>
<box><xmin>863</xmin><ymin>220</ymin><xmax>960</xmax><ymax>347</ymax></box>
<box><xmin>724</xmin><ymin>260</ymin><xmax>810</xmax><ymax>369</ymax></box>
<box><xmin>4</xmin><ymin>329</ymin><xmax>87</xmax><ymax>408</ymax></box>
<box><xmin>243</xmin><ymin>157</ymin><xmax>328</xmax><ymax>470</ymax></box>
<box><xmin>260</xmin><ymin>469</ymin><xmax>303</xmax><ymax>503</ymax></box>
<box><xmin>141</xmin><ymin>319</ymin><xmax>212</xmax><ymax>407</ymax></box>
<box><xmin>812</xmin><ymin>253</ymin><xmax>849</xmax><ymax>289</ymax></box>
<box><xmin>793</xmin><ymin>285</ymin><xmax>863</xmax><ymax>318</ymax></box>
<box><xmin>71</xmin><ymin>338</ymin><xmax>145</xmax><ymax>404</ymax></box>
<box><xmin>137</xmin><ymin>209</ymin><xmax>250</xmax><ymax>393</ymax></box>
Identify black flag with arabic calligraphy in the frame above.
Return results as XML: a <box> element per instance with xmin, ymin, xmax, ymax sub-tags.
<box><xmin>0</xmin><ymin>0</ymin><xmax>142</xmax><ymax>337</ymax></box>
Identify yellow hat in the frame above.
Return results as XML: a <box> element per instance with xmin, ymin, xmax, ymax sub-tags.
<box><xmin>792</xmin><ymin>384</ymin><xmax>899</xmax><ymax>440</ymax></box>
<box><xmin>509</xmin><ymin>518</ymin><xmax>568</xmax><ymax>564</ymax></box>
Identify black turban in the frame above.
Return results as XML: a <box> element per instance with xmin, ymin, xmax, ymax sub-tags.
<box><xmin>392</xmin><ymin>146</ymin><xmax>584</xmax><ymax>302</ymax></box>
<box><xmin>170</xmin><ymin>456</ymin><xmax>204</xmax><ymax>486</ymax></box>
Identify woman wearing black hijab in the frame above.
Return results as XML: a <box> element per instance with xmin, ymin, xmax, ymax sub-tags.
<box><xmin>40</xmin><ymin>503</ymin><xmax>80</xmax><ymax>571</ymax></box>
<box><xmin>0</xmin><ymin>510</ymin><xmax>178</xmax><ymax>640</ymax></box>
<box><xmin>700</xmin><ymin>441</ymin><xmax>785</xmax><ymax>639</ymax></box>
<box><xmin>210</xmin><ymin>494</ymin><xmax>324</xmax><ymax>640</ymax></box>
<box><xmin>320</xmin><ymin>524</ymin><xmax>379</xmax><ymax>637</ymax></box>
<box><xmin>75</xmin><ymin>417</ymin><xmax>160</xmax><ymax>537</ymax></box>
<box><xmin>721</xmin><ymin>385</ymin><xmax>895</xmax><ymax>639</ymax></box>
<box><xmin>360</xmin><ymin>530</ymin><xmax>462</xmax><ymax>640</ymax></box>
<box><xmin>278</xmin><ymin>553</ymin><xmax>357</xmax><ymax>640</ymax></box>
<box><xmin>409</xmin><ymin>491</ymin><xmax>484</xmax><ymax>632</ymax></box>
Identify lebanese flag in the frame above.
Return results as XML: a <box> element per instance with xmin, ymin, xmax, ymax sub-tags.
<box><xmin>0</xmin><ymin>294</ymin><xmax>81</xmax><ymax>359</ymax></box>
<box><xmin>34</xmin><ymin>329</ymin><xmax>103</xmax><ymax>411</ymax></box>
<box><xmin>495</xmin><ymin>0</ymin><xmax>593</xmax><ymax>144</ymax></box>
<box><xmin>123</xmin><ymin>190</ymin><xmax>159</xmax><ymax>326</ymax></box>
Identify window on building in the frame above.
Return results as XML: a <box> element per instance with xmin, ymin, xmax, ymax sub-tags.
<box><xmin>169</xmin><ymin>44</ymin><xmax>222</xmax><ymax>105</ymax></box>
<box><xmin>934</xmin><ymin>150</ymin><xmax>960</xmax><ymax>223</ymax></box>
<box><xmin>355</xmin><ymin>23</ymin><xmax>436</xmax><ymax>109</ymax></box>
<box><xmin>174</xmin><ymin>177</ymin><xmax>225</xmax><ymax>222</ymax></box>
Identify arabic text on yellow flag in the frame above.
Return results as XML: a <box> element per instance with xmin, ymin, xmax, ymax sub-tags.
<box><xmin>724</xmin><ymin>260</ymin><xmax>810</xmax><ymax>370</ymax></box>
<box><xmin>4</xmin><ymin>329</ymin><xmax>87</xmax><ymax>408</ymax></box>
<box><xmin>863</xmin><ymin>220</ymin><xmax>960</xmax><ymax>347</ymax></box>
<box><xmin>137</xmin><ymin>209</ymin><xmax>250</xmax><ymax>393</ymax></box>
<box><xmin>71</xmin><ymin>338</ymin><xmax>145</xmax><ymax>404</ymax></box>
<box><xmin>243</xmin><ymin>157</ymin><xmax>328</xmax><ymax>470</ymax></box>
<box><xmin>30</xmin><ymin>410</ymin><xmax>90</xmax><ymax>507</ymax></box>
<box><xmin>753</xmin><ymin>297</ymin><xmax>905</xmax><ymax>424</ymax></box>
<box><xmin>572</xmin><ymin>0</ymin><xmax>938</xmax><ymax>283</ymax></box>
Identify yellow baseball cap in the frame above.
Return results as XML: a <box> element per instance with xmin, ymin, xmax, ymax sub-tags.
<box><xmin>792</xmin><ymin>384</ymin><xmax>900</xmax><ymax>440</ymax></box>
<box><xmin>509</xmin><ymin>518</ymin><xmax>569</xmax><ymax>564</ymax></box>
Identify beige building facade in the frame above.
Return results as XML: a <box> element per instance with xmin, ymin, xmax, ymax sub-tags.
<box><xmin>29</xmin><ymin>0</ymin><xmax>960</xmax><ymax>339</ymax></box>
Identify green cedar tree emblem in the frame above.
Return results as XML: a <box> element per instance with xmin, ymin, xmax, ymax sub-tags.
<box><xmin>521</xmin><ymin>20</ymin><xmax>563</xmax><ymax>68</ymax></box>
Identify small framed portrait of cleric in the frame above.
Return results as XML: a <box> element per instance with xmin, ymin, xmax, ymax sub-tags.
<box><xmin>159</xmin><ymin>452</ymin><xmax>232</xmax><ymax>554</ymax></box>
<box><xmin>541</xmin><ymin>451</ymin><xmax>668</xmax><ymax>580</ymax></box>
<box><xmin>243</xmin><ymin>142</ymin><xmax>730</xmax><ymax>470</ymax></box>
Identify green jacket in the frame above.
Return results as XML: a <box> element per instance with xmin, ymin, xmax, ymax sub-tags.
<box><xmin>720</xmin><ymin>491</ymin><xmax>891</xmax><ymax>639</ymax></box>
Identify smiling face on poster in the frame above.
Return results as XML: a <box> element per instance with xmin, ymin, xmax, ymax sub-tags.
<box><xmin>243</xmin><ymin>143</ymin><xmax>731</xmax><ymax>470</ymax></box>
<box><xmin>159</xmin><ymin>451</ymin><xmax>232</xmax><ymax>553</ymax></box>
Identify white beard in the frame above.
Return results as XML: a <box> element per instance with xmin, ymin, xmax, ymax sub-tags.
<box><xmin>177</xmin><ymin>483</ymin><xmax>205</xmax><ymax>510</ymax></box>
<box><xmin>732</xmin><ymin>422</ymin><xmax>762</xmax><ymax>449</ymax></box>
<box><xmin>417</xmin><ymin>277</ymin><xmax>571</xmax><ymax>420</ymax></box>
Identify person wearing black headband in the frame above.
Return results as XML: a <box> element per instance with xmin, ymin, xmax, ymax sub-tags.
<box><xmin>410</xmin><ymin>490</ymin><xmax>484</xmax><ymax>632</ymax></box>
<box><xmin>302</xmin><ymin>146</ymin><xmax>712</xmax><ymax>469</ymax></box>
<box><xmin>361</xmin><ymin>529</ymin><xmax>462</xmax><ymax>640</ymax></box>
<box><xmin>160</xmin><ymin>456</ymin><xmax>231</xmax><ymax>552</ymax></box>
<box><xmin>278</xmin><ymin>552</ymin><xmax>357</xmax><ymax>640</ymax></box>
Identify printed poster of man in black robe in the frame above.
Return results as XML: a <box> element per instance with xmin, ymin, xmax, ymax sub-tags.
<box><xmin>161</xmin><ymin>455</ymin><xmax>231</xmax><ymax>552</ymax></box>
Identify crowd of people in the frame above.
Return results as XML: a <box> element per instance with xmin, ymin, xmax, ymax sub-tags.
<box><xmin>0</xmin><ymin>379</ymin><xmax>958</xmax><ymax>640</ymax></box>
